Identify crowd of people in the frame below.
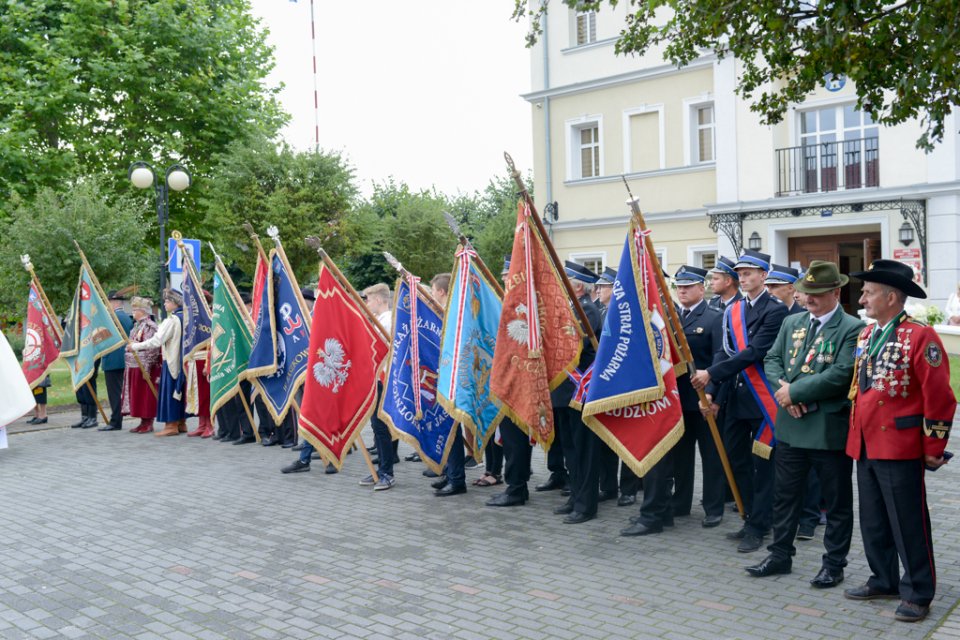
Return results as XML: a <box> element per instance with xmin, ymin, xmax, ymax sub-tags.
<box><xmin>42</xmin><ymin>248</ymin><xmax>954</xmax><ymax>624</ymax></box>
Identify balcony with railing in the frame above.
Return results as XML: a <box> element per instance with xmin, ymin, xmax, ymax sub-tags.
<box><xmin>775</xmin><ymin>136</ymin><xmax>879</xmax><ymax>197</ymax></box>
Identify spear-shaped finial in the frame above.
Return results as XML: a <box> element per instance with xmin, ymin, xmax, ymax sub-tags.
<box><xmin>383</xmin><ymin>251</ymin><xmax>403</xmax><ymax>273</ymax></box>
<box><xmin>442</xmin><ymin>211</ymin><xmax>465</xmax><ymax>239</ymax></box>
<box><xmin>504</xmin><ymin>151</ymin><xmax>519</xmax><ymax>178</ymax></box>
<box><xmin>242</xmin><ymin>221</ymin><xmax>257</xmax><ymax>237</ymax></box>
<box><xmin>304</xmin><ymin>236</ymin><xmax>325</xmax><ymax>258</ymax></box>
<box><xmin>622</xmin><ymin>175</ymin><xmax>639</xmax><ymax>207</ymax></box>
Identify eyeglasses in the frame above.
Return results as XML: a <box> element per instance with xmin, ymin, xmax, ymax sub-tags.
<box><xmin>360</xmin><ymin>294</ymin><xmax>368</xmax><ymax>301</ymax></box>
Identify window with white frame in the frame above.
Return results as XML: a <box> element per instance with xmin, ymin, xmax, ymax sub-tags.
<box><xmin>571</xmin><ymin>121</ymin><xmax>601</xmax><ymax>179</ymax></box>
<box><xmin>799</xmin><ymin>104</ymin><xmax>879</xmax><ymax>192</ymax></box>
<box><xmin>575</xmin><ymin>10</ymin><xmax>596</xmax><ymax>46</ymax></box>
<box><xmin>570</xmin><ymin>254</ymin><xmax>604</xmax><ymax>277</ymax></box>
<box><xmin>692</xmin><ymin>249</ymin><xmax>717</xmax><ymax>270</ymax></box>
<box><xmin>695</xmin><ymin>104</ymin><xmax>715</xmax><ymax>163</ymax></box>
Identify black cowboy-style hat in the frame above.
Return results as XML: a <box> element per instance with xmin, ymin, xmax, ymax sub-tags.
<box><xmin>850</xmin><ymin>259</ymin><xmax>926</xmax><ymax>299</ymax></box>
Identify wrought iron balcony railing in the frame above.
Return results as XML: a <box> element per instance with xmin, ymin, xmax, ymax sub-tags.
<box><xmin>775</xmin><ymin>136</ymin><xmax>879</xmax><ymax>197</ymax></box>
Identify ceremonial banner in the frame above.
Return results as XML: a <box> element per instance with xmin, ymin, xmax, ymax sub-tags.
<box><xmin>251</xmin><ymin>251</ymin><xmax>268</xmax><ymax>325</ymax></box>
<box><xmin>61</xmin><ymin>263</ymin><xmax>127</xmax><ymax>391</ymax></box>
<box><xmin>437</xmin><ymin>246</ymin><xmax>504</xmax><ymax>456</ymax></box>
<box><xmin>1</xmin><ymin>331</ymin><xmax>35</xmax><ymax>440</ymax></box>
<box><xmin>21</xmin><ymin>283</ymin><xmax>61</xmax><ymax>389</ymax></box>
<box><xmin>490</xmin><ymin>200</ymin><xmax>582</xmax><ymax>450</ymax></box>
<box><xmin>581</xmin><ymin>221</ymin><xmax>684</xmax><ymax>477</ymax></box>
<box><xmin>180</xmin><ymin>249</ymin><xmax>212</xmax><ymax>361</ymax></box>
<box><xmin>380</xmin><ymin>277</ymin><xmax>457</xmax><ymax>474</ymax></box>
<box><xmin>243</xmin><ymin>250</ymin><xmax>310</xmax><ymax>423</ymax></box>
<box><xmin>209</xmin><ymin>260</ymin><xmax>254</xmax><ymax>418</ymax></box>
<box><xmin>299</xmin><ymin>261</ymin><xmax>389</xmax><ymax>469</ymax></box>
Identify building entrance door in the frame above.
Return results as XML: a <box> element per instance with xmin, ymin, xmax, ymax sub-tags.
<box><xmin>788</xmin><ymin>231</ymin><xmax>881</xmax><ymax>315</ymax></box>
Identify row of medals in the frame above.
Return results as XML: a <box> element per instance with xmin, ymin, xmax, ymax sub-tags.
<box><xmin>866</xmin><ymin>328</ymin><xmax>913</xmax><ymax>398</ymax></box>
<box><xmin>790</xmin><ymin>326</ymin><xmax>834</xmax><ymax>374</ymax></box>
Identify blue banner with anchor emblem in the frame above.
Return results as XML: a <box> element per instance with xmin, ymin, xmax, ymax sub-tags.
<box><xmin>244</xmin><ymin>250</ymin><xmax>310</xmax><ymax>424</ymax></box>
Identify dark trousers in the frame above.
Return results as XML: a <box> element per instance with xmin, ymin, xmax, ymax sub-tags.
<box><xmin>76</xmin><ymin>364</ymin><xmax>99</xmax><ymax>420</ymax></box>
<box><xmin>557</xmin><ymin>406</ymin><xmax>600</xmax><ymax>516</ymax></box>
<box><xmin>370</xmin><ymin>383</ymin><xmax>394</xmax><ymax>477</ymax></box>
<box><xmin>638</xmin><ymin>449</ymin><xmax>674</xmax><ymax>527</ymax></box>
<box><xmin>546</xmin><ymin>420</ymin><xmax>567</xmax><ymax>483</ymax></box>
<box><xmin>768</xmin><ymin>442</ymin><xmax>853</xmax><ymax>570</ymax></box>
<box><xmin>724</xmin><ymin>416</ymin><xmax>775</xmax><ymax>536</ymax></box>
<box><xmin>105</xmin><ymin>369</ymin><xmax>124</xmax><ymax>428</ymax></box>
<box><xmin>238</xmin><ymin>382</ymin><xmax>255</xmax><ymax>438</ymax></box>
<box><xmin>446</xmin><ymin>427</ymin><xmax>466</xmax><ymax>488</ymax></box>
<box><xmin>857</xmin><ymin>456</ymin><xmax>936</xmax><ymax>606</ymax></box>
<box><xmin>800</xmin><ymin>470</ymin><xmax>823</xmax><ymax>531</ymax></box>
<box><xmin>484</xmin><ymin>438</ymin><xmax>503</xmax><ymax>476</ymax></box>
<box><xmin>501</xmin><ymin>418</ymin><xmax>532</xmax><ymax>497</ymax></box>
<box><xmin>673</xmin><ymin>409</ymin><xmax>725</xmax><ymax>517</ymax></box>
<box><xmin>255</xmin><ymin>395</ymin><xmax>275</xmax><ymax>439</ymax></box>
<box><xmin>598</xmin><ymin>443</ymin><xmax>641</xmax><ymax>497</ymax></box>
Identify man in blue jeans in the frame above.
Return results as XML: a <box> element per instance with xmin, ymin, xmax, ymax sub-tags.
<box><xmin>358</xmin><ymin>283</ymin><xmax>396</xmax><ymax>491</ymax></box>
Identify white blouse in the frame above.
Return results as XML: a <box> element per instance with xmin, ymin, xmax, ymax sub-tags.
<box><xmin>132</xmin><ymin>314</ymin><xmax>182</xmax><ymax>379</ymax></box>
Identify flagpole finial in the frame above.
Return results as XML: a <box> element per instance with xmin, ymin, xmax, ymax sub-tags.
<box><xmin>442</xmin><ymin>211</ymin><xmax>463</xmax><ymax>239</ymax></box>
<box><xmin>504</xmin><ymin>152</ymin><xmax>519</xmax><ymax>178</ymax></box>
<box><xmin>383</xmin><ymin>251</ymin><xmax>403</xmax><ymax>273</ymax></box>
<box><xmin>266</xmin><ymin>225</ymin><xmax>280</xmax><ymax>243</ymax></box>
<box><xmin>304</xmin><ymin>236</ymin><xmax>322</xmax><ymax>253</ymax></box>
<box><xmin>20</xmin><ymin>254</ymin><xmax>33</xmax><ymax>272</ymax></box>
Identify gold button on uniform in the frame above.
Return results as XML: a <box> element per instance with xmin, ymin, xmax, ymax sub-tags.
<box><xmin>878</xmin><ymin>401</ymin><xmax>884</xmax><ymax>407</ymax></box>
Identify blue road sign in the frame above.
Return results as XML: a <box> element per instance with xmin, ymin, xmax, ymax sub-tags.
<box><xmin>168</xmin><ymin>238</ymin><xmax>201</xmax><ymax>274</ymax></box>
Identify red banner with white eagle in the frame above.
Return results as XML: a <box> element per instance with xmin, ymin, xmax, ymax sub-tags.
<box><xmin>298</xmin><ymin>261</ymin><xmax>389</xmax><ymax>469</ymax></box>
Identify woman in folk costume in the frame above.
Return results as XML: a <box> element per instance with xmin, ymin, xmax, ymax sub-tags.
<box><xmin>124</xmin><ymin>297</ymin><xmax>162</xmax><ymax>433</ymax></box>
<box><xmin>184</xmin><ymin>289</ymin><xmax>214</xmax><ymax>438</ymax></box>
<box><xmin>129</xmin><ymin>289</ymin><xmax>186</xmax><ymax>436</ymax></box>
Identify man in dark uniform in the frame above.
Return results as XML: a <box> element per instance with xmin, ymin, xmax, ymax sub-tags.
<box><xmin>100</xmin><ymin>291</ymin><xmax>134</xmax><ymax>431</ymax></box>
<box><xmin>693</xmin><ymin>249</ymin><xmax>788</xmax><ymax>552</ymax></box>
<box><xmin>594</xmin><ymin>267</ymin><xmax>642</xmax><ymax>507</ymax></box>
<box><xmin>843</xmin><ymin>260</ymin><xmax>955</xmax><ymax>623</ymax></box>
<box><xmin>488</xmin><ymin>257</ymin><xmax>534</xmax><ymax>507</ymax></box>
<box><xmin>708</xmin><ymin>256</ymin><xmax>743</xmax><ymax>311</ymax></box>
<box><xmin>746</xmin><ymin>260</ymin><xmax>864</xmax><ymax>588</ymax></box>
<box><xmin>620</xmin><ymin>265</ymin><xmax>724</xmax><ymax>536</ymax></box>
<box><xmin>552</xmin><ymin>261</ymin><xmax>603</xmax><ymax>524</ymax></box>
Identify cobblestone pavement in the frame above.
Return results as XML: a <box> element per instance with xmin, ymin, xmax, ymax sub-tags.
<box><xmin>2</xmin><ymin>414</ymin><xmax>959</xmax><ymax>640</ymax></box>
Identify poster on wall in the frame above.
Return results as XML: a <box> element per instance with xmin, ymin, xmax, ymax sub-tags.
<box><xmin>893</xmin><ymin>248</ymin><xmax>924</xmax><ymax>284</ymax></box>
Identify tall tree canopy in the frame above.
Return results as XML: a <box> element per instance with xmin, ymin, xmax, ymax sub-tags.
<box><xmin>515</xmin><ymin>0</ymin><xmax>960</xmax><ymax>149</ymax></box>
<box><xmin>0</xmin><ymin>0</ymin><xmax>286</xmax><ymax>216</ymax></box>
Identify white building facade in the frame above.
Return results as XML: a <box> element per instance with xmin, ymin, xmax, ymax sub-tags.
<box><xmin>524</xmin><ymin>5</ymin><xmax>960</xmax><ymax>312</ymax></box>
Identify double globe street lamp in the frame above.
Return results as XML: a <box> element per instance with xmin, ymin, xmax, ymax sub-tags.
<box><xmin>128</xmin><ymin>162</ymin><xmax>192</xmax><ymax>299</ymax></box>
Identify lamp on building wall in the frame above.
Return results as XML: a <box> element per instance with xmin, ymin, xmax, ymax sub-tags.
<box><xmin>748</xmin><ymin>231</ymin><xmax>762</xmax><ymax>251</ymax></box>
<box><xmin>544</xmin><ymin>201</ymin><xmax>559</xmax><ymax>223</ymax></box>
<box><xmin>899</xmin><ymin>221</ymin><xmax>915</xmax><ymax>246</ymax></box>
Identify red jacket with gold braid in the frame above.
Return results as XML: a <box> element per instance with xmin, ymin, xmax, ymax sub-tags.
<box><xmin>847</xmin><ymin>315</ymin><xmax>956</xmax><ymax>460</ymax></box>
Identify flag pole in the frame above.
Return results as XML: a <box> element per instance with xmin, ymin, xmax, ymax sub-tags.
<box><xmin>622</xmin><ymin>178</ymin><xmax>745</xmax><ymax>518</ymax></box>
<box><xmin>441</xmin><ymin>212</ymin><xmax>505</xmax><ymax>298</ymax></box>
<box><xmin>72</xmin><ymin>242</ymin><xmax>158</xmax><ymax>399</ymax></box>
<box><xmin>20</xmin><ymin>255</ymin><xmax>63</xmax><ymax>343</ymax></box>
<box><xmin>304</xmin><ymin>237</ymin><xmax>390</xmax><ymax>344</ymax></box>
<box><xmin>237</xmin><ymin>391</ymin><xmax>261</xmax><ymax>444</ymax></box>
<box><xmin>382</xmin><ymin>252</ymin><xmax>444</xmax><ymax>317</ymax></box>
<box><xmin>504</xmin><ymin>152</ymin><xmax>598</xmax><ymax>349</ymax></box>
<box><xmin>242</xmin><ymin>222</ymin><xmax>270</xmax><ymax>266</ymax></box>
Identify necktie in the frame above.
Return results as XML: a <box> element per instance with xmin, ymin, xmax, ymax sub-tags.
<box><xmin>809</xmin><ymin>318</ymin><xmax>821</xmax><ymax>336</ymax></box>
<box><xmin>681</xmin><ymin>308</ymin><xmax>691</xmax><ymax>320</ymax></box>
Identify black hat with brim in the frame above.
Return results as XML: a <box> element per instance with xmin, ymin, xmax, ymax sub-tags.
<box><xmin>850</xmin><ymin>259</ymin><xmax>926</xmax><ymax>299</ymax></box>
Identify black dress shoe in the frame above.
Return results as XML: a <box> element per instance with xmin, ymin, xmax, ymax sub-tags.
<box><xmin>486</xmin><ymin>492</ymin><xmax>526</xmax><ymax>507</ymax></box>
<box><xmin>598</xmin><ymin>490</ymin><xmax>617</xmax><ymax>502</ymax></box>
<box><xmin>70</xmin><ymin>419</ymin><xmax>86</xmax><ymax>429</ymax></box>
<box><xmin>430</xmin><ymin>475</ymin><xmax>449</xmax><ymax>490</ymax></box>
<box><xmin>553</xmin><ymin>504</ymin><xmax>574</xmax><ymax>515</ymax></box>
<box><xmin>843</xmin><ymin>584</ymin><xmax>899</xmax><ymax>600</ymax></box>
<box><xmin>97</xmin><ymin>425</ymin><xmax>121</xmax><ymax>431</ymax></box>
<box><xmin>404</xmin><ymin>452</ymin><xmax>421</xmax><ymax>462</ymax></box>
<box><xmin>34</xmin><ymin>417</ymin><xmax>48</xmax><ymax>424</ymax></box>
<box><xmin>261</xmin><ymin>436</ymin><xmax>280</xmax><ymax>447</ymax></box>
<box><xmin>810</xmin><ymin>567</ymin><xmax>844</xmax><ymax>589</ymax></box>
<box><xmin>702</xmin><ymin>515</ymin><xmax>723</xmax><ymax>528</ymax></box>
<box><xmin>422</xmin><ymin>468</ymin><xmax>439</xmax><ymax>478</ymax></box>
<box><xmin>212</xmin><ymin>434</ymin><xmax>223</xmax><ymax>440</ymax></box>
<box><xmin>560</xmin><ymin>487</ymin><xmax>572</xmax><ymax>497</ymax></box>
<box><xmin>281</xmin><ymin>441</ymin><xmax>296</xmax><ymax>448</ymax></box>
<box><xmin>281</xmin><ymin>460</ymin><xmax>310</xmax><ymax>474</ymax></box>
<box><xmin>726</xmin><ymin>527</ymin><xmax>747</xmax><ymax>540</ymax></box>
<box><xmin>620</xmin><ymin>521</ymin><xmax>663</xmax><ymax>536</ymax></box>
<box><xmin>220</xmin><ymin>435</ymin><xmax>240</xmax><ymax>443</ymax></box>
<box><xmin>233</xmin><ymin>436</ymin><xmax>257</xmax><ymax>445</ymax></box>
<box><xmin>26</xmin><ymin>417</ymin><xmax>41</xmax><ymax>425</ymax></box>
<box><xmin>435</xmin><ymin>484</ymin><xmax>466</xmax><ymax>497</ymax></box>
<box><xmin>81</xmin><ymin>419</ymin><xmax>98</xmax><ymax>429</ymax></box>
<box><xmin>745</xmin><ymin>555</ymin><xmax>792</xmax><ymax>577</ymax></box>
<box><xmin>535</xmin><ymin>476</ymin><xmax>565</xmax><ymax>492</ymax></box>
<box><xmin>563</xmin><ymin>511</ymin><xmax>595</xmax><ymax>524</ymax></box>
<box><xmin>324</xmin><ymin>463</ymin><xmax>339</xmax><ymax>474</ymax></box>
<box><xmin>737</xmin><ymin>533</ymin><xmax>764</xmax><ymax>553</ymax></box>
<box><xmin>894</xmin><ymin>601</ymin><xmax>929</xmax><ymax>622</ymax></box>
<box><xmin>617</xmin><ymin>494</ymin><xmax>636</xmax><ymax>507</ymax></box>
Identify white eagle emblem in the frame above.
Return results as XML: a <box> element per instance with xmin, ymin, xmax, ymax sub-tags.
<box><xmin>507</xmin><ymin>303</ymin><xmax>537</xmax><ymax>345</ymax></box>
<box><xmin>313</xmin><ymin>338</ymin><xmax>351</xmax><ymax>393</ymax></box>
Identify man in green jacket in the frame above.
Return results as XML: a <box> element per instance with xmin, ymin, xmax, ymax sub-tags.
<box><xmin>745</xmin><ymin>260</ymin><xmax>864</xmax><ymax>588</ymax></box>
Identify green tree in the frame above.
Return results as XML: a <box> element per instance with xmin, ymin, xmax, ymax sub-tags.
<box><xmin>0</xmin><ymin>179</ymin><xmax>154</xmax><ymax>319</ymax></box>
<box><xmin>0</xmin><ymin>0</ymin><xmax>286</xmax><ymax>219</ymax></box>
<box><xmin>515</xmin><ymin>0</ymin><xmax>960</xmax><ymax>149</ymax></box>
<box><xmin>197</xmin><ymin>138</ymin><xmax>360</xmax><ymax>288</ymax></box>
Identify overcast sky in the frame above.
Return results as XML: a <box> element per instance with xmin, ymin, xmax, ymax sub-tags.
<box><xmin>248</xmin><ymin>0</ymin><xmax>534</xmax><ymax>197</ymax></box>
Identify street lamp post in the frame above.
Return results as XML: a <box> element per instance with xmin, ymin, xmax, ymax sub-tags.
<box><xmin>128</xmin><ymin>162</ymin><xmax>192</xmax><ymax>303</ymax></box>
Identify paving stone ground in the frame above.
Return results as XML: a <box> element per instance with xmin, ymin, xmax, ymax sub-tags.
<box><xmin>2</xmin><ymin>413</ymin><xmax>959</xmax><ymax>640</ymax></box>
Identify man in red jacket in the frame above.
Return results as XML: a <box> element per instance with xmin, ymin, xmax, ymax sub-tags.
<box><xmin>844</xmin><ymin>259</ymin><xmax>955</xmax><ymax>623</ymax></box>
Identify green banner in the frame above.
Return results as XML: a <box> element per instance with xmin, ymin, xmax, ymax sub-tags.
<box><xmin>209</xmin><ymin>264</ymin><xmax>254</xmax><ymax>417</ymax></box>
